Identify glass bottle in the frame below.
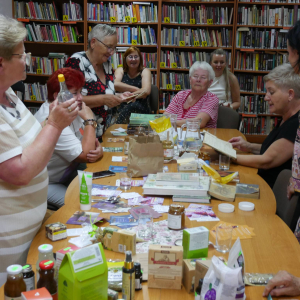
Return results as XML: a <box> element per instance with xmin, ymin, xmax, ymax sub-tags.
<box><xmin>124</xmin><ymin>136</ymin><xmax>130</xmax><ymax>155</ymax></box>
<box><xmin>37</xmin><ymin>260</ymin><xmax>57</xmax><ymax>300</ymax></box>
<box><xmin>57</xmin><ymin>74</ymin><xmax>73</xmax><ymax>103</ymax></box>
<box><xmin>134</xmin><ymin>262</ymin><xmax>142</xmax><ymax>290</ymax></box>
<box><xmin>168</xmin><ymin>204</ymin><xmax>185</xmax><ymax>230</ymax></box>
<box><xmin>195</xmin><ymin>278</ymin><xmax>203</xmax><ymax>300</ymax></box>
<box><xmin>22</xmin><ymin>264</ymin><xmax>35</xmax><ymax>291</ymax></box>
<box><xmin>36</xmin><ymin>244</ymin><xmax>56</xmax><ymax>282</ymax></box>
<box><xmin>4</xmin><ymin>265</ymin><xmax>26</xmax><ymax>300</ymax></box>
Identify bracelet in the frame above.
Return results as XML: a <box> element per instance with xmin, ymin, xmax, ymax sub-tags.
<box><xmin>83</xmin><ymin>119</ymin><xmax>97</xmax><ymax>129</ymax></box>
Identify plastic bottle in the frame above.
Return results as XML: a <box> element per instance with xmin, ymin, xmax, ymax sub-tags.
<box><xmin>134</xmin><ymin>262</ymin><xmax>142</xmax><ymax>290</ymax></box>
<box><xmin>37</xmin><ymin>260</ymin><xmax>57</xmax><ymax>300</ymax></box>
<box><xmin>195</xmin><ymin>278</ymin><xmax>203</xmax><ymax>300</ymax></box>
<box><xmin>57</xmin><ymin>74</ymin><xmax>73</xmax><ymax>103</ymax></box>
<box><xmin>36</xmin><ymin>244</ymin><xmax>56</xmax><ymax>282</ymax></box>
<box><xmin>4</xmin><ymin>264</ymin><xmax>26</xmax><ymax>300</ymax></box>
<box><xmin>122</xmin><ymin>251</ymin><xmax>135</xmax><ymax>300</ymax></box>
<box><xmin>22</xmin><ymin>264</ymin><xmax>35</xmax><ymax>291</ymax></box>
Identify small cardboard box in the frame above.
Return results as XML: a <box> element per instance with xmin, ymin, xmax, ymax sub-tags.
<box><xmin>148</xmin><ymin>244</ymin><xmax>183</xmax><ymax>290</ymax></box>
<box><xmin>21</xmin><ymin>287</ymin><xmax>52</xmax><ymax>300</ymax></box>
<box><xmin>45</xmin><ymin>222</ymin><xmax>67</xmax><ymax>241</ymax></box>
<box><xmin>183</xmin><ymin>227</ymin><xmax>209</xmax><ymax>259</ymax></box>
<box><xmin>58</xmin><ymin>243</ymin><xmax>108</xmax><ymax>300</ymax></box>
<box><xmin>102</xmin><ymin>227</ymin><xmax>136</xmax><ymax>255</ymax></box>
<box><xmin>56</xmin><ymin>245</ymin><xmax>80</xmax><ymax>271</ymax></box>
<box><xmin>182</xmin><ymin>259</ymin><xmax>197</xmax><ymax>293</ymax></box>
<box><xmin>194</xmin><ymin>259</ymin><xmax>211</xmax><ymax>292</ymax></box>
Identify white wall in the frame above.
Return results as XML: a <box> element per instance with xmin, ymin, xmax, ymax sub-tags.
<box><xmin>0</xmin><ymin>0</ymin><xmax>13</xmax><ymax>17</ymax></box>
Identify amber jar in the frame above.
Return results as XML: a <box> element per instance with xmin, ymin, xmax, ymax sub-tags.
<box><xmin>37</xmin><ymin>260</ymin><xmax>57</xmax><ymax>300</ymax></box>
<box><xmin>168</xmin><ymin>204</ymin><xmax>185</xmax><ymax>230</ymax></box>
<box><xmin>162</xmin><ymin>140</ymin><xmax>174</xmax><ymax>160</ymax></box>
<box><xmin>4</xmin><ymin>264</ymin><xmax>26</xmax><ymax>299</ymax></box>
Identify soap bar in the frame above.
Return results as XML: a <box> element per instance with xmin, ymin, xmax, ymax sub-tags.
<box><xmin>183</xmin><ymin>227</ymin><xmax>209</xmax><ymax>259</ymax></box>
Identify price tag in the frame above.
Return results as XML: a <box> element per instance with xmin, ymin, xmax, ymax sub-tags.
<box><xmin>166</xmin><ymin>84</ymin><xmax>172</xmax><ymax>90</ymax></box>
<box><xmin>190</xmin><ymin>19</ymin><xmax>195</xmax><ymax>24</ymax></box>
<box><xmin>164</xmin><ymin>17</ymin><xmax>170</xmax><ymax>23</ymax></box>
<box><xmin>37</xmin><ymin>69</ymin><xmax>42</xmax><ymax>74</ymax></box>
<box><xmin>207</xmin><ymin>19</ymin><xmax>213</xmax><ymax>25</ymax></box>
<box><xmin>110</xmin><ymin>17</ymin><xmax>116</xmax><ymax>22</ymax></box>
<box><xmin>63</xmin><ymin>36</ymin><xmax>68</xmax><ymax>42</ymax></box>
<box><xmin>171</xmin><ymin>62</ymin><xmax>177</xmax><ymax>68</ymax></box>
<box><xmin>202</xmin><ymin>41</ymin><xmax>207</xmax><ymax>47</ymax></box>
<box><xmin>160</xmin><ymin>62</ymin><xmax>166</xmax><ymax>68</ymax></box>
<box><xmin>125</xmin><ymin>16</ymin><xmax>131</xmax><ymax>22</ymax></box>
<box><xmin>30</xmin><ymin>95</ymin><xmax>36</xmax><ymax>101</ymax></box>
<box><xmin>132</xmin><ymin>40</ymin><xmax>137</xmax><ymax>45</ymax></box>
<box><xmin>175</xmin><ymin>85</ymin><xmax>181</xmax><ymax>91</ymax></box>
<box><xmin>118</xmin><ymin>64</ymin><xmax>123</xmax><ymax>67</ymax></box>
<box><xmin>179</xmin><ymin>41</ymin><xmax>185</xmax><ymax>46</ymax></box>
<box><xmin>194</xmin><ymin>41</ymin><xmax>200</xmax><ymax>46</ymax></box>
<box><xmin>63</xmin><ymin>15</ymin><xmax>68</xmax><ymax>21</ymax></box>
<box><xmin>132</xmin><ymin>17</ymin><xmax>137</xmax><ymax>23</ymax></box>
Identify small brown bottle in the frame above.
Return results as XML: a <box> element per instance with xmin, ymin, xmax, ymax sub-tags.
<box><xmin>37</xmin><ymin>260</ymin><xmax>57</xmax><ymax>300</ymax></box>
<box><xmin>4</xmin><ymin>264</ymin><xmax>26</xmax><ymax>299</ymax></box>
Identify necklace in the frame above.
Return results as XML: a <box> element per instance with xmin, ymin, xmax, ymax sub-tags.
<box><xmin>1</xmin><ymin>95</ymin><xmax>21</xmax><ymax>120</ymax></box>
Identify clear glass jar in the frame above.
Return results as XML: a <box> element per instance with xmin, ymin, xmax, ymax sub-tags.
<box><xmin>36</xmin><ymin>244</ymin><xmax>56</xmax><ymax>282</ymax></box>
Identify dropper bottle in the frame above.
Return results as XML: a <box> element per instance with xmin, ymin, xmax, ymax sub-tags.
<box><xmin>122</xmin><ymin>250</ymin><xmax>135</xmax><ymax>300</ymax></box>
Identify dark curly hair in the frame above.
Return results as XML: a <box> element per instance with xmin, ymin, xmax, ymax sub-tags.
<box><xmin>287</xmin><ymin>20</ymin><xmax>300</xmax><ymax>72</ymax></box>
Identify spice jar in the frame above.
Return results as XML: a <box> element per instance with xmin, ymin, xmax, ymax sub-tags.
<box><xmin>4</xmin><ymin>264</ymin><xmax>26</xmax><ymax>299</ymax></box>
<box><xmin>168</xmin><ymin>204</ymin><xmax>185</xmax><ymax>230</ymax></box>
<box><xmin>22</xmin><ymin>264</ymin><xmax>35</xmax><ymax>291</ymax></box>
<box><xmin>124</xmin><ymin>136</ymin><xmax>129</xmax><ymax>155</ymax></box>
<box><xmin>199</xmin><ymin>152</ymin><xmax>211</xmax><ymax>164</ymax></box>
<box><xmin>162</xmin><ymin>140</ymin><xmax>174</xmax><ymax>160</ymax></box>
<box><xmin>37</xmin><ymin>260</ymin><xmax>57</xmax><ymax>300</ymax></box>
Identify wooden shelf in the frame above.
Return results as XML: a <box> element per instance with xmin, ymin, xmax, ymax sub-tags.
<box><xmin>234</xmin><ymin>69</ymin><xmax>270</xmax><ymax>74</ymax></box>
<box><xmin>161</xmin><ymin>23</ymin><xmax>233</xmax><ymax>27</ymax></box>
<box><xmin>161</xmin><ymin>45</ymin><xmax>232</xmax><ymax>49</ymax></box>
<box><xmin>24</xmin><ymin>41</ymin><xmax>84</xmax><ymax>45</ymax></box>
<box><xmin>235</xmin><ymin>48</ymin><xmax>287</xmax><ymax>52</ymax></box>
<box><xmin>24</xmin><ymin>100</ymin><xmax>45</xmax><ymax>104</ymax></box>
<box><xmin>238</xmin><ymin>1</ymin><xmax>298</xmax><ymax>5</ymax></box>
<box><xmin>88</xmin><ymin>21</ymin><xmax>158</xmax><ymax>25</ymax></box>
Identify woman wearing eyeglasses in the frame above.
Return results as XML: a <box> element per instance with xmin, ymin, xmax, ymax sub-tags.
<box><xmin>113</xmin><ymin>46</ymin><xmax>152</xmax><ymax>123</ymax></box>
<box><xmin>65</xmin><ymin>24</ymin><xmax>133</xmax><ymax>138</ymax></box>
<box><xmin>0</xmin><ymin>15</ymin><xmax>79</xmax><ymax>286</ymax></box>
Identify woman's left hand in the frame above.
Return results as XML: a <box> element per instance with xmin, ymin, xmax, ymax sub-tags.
<box><xmin>87</xmin><ymin>138</ymin><xmax>103</xmax><ymax>162</ymax></box>
<box><xmin>121</xmin><ymin>92</ymin><xmax>137</xmax><ymax>103</ymax></box>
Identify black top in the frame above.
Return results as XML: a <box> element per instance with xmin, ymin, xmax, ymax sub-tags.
<box><xmin>122</xmin><ymin>71</ymin><xmax>142</xmax><ymax>88</ymax></box>
<box><xmin>257</xmin><ymin>111</ymin><xmax>299</xmax><ymax>188</ymax></box>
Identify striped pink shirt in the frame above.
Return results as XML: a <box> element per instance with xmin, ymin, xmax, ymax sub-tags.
<box><xmin>165</xmin><ymin>90</ymin><xmax>219</xmax><ymax>128</ymax></box>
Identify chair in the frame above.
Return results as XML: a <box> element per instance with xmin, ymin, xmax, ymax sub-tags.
<box><xmin>149</xmin><ymin>84</ymin><xmax>159</xmax><ymax>114</ymax></box>
<box><xmin>273</xmin><ymin>169</ymin><xmax>300</xmax><ymax>230</ymax></box>
<box><xmin>217</xmin><ymin>106</ymin><xmax>240</xmax><ymax>129</ymax></box>
<box><xmin>11</xmin><ymin>81</ymin><xmax>25</xmax><ymax>101</ymax></box>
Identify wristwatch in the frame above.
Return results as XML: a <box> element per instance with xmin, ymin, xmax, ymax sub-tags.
<box><xmin>83</xmin><ymin>119</ymin><xmax>97</xmax><ymax>129</ymax></box>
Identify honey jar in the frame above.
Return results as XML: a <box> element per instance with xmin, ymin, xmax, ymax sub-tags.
<box><xmin>168</xmin><ymin>204</ymin><xmax>185</xmax><ymax>230</ymax></box>
<box><xmin>162</xmin><ymin>140</ymin><xmax>174</xmax><ymax>160</ymax></box>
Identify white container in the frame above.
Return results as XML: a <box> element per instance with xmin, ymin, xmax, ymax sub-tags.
<box><xmin>77</xmin><ymin>170</ymin><xmax>93</xmax><ymax>210</ymax></box>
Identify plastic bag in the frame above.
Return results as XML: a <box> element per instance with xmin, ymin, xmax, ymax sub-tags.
<box><xmin>149</xmin><ymin>116</ymin><xmax>173</xmax><ymax>141</ymax></box>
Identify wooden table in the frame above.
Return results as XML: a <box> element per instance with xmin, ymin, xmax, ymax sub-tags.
<box><xmin>2</xmin><ymin>125</ymin><xmax>300</xmax><ymax>300</ymax></box>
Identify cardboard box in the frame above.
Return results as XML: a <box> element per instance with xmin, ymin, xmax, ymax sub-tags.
<box><xmin>102</xmin><ymin>227</ymin><xmax>136</xmax><ymax>255</ymax></box>
<box><xmin>148</xmin><ymin>245</ymin><xmax>183</xmax><ymax>289</ymax></box>
<box><xmin>182</xmin><ymin>259</ymin><xmax>197</xmax><ymax>293</ymax></box>
<box><xmin>194</xmin><ymin>259</ymin><xmax>211</xmax><ymax>292</ymax></box>
<box><xmin>45</xmin><ymin>222</ymin><xmax>67</xmax><ymax>241</ymax></box>
<box><xmin>56</xmin><ymin>245</ymin><xmax>80</xmax><ymax>271</ymax></box>
<box><xmin>183</xmin><ymin>227</ymin><xmax>209</xmax><ymax>259</ymax></box>
<box><xmin>21</xmin><ymin>287</ymin><xmax>52</xmax><ymax>300</ymax></box>
<box><xmin>58</xmin><ymin>243</ymin><xmax>108</xmax><ymax>300</ymax></box>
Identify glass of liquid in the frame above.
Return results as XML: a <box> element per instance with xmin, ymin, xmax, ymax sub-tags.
<box><xmin>215</xmin><ymin>225</ymin><xmax>233</xmax><ymax>253</ymax></box>
<box><xmin>120</xmin><ymin>172</ymin><xmax>132</xmax><ymax>191</ymax></box>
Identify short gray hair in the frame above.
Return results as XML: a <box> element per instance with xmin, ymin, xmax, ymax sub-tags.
<box><xmin>0</xmin><ymin>15</ymin><xmax>27</xmax><ymax>60</ymax></box>
<box><xmin>264</xmin><ymin>63</ymin><xmax>300</xmax><ymax>99</ymax></box>
<box><xmin>189</xmin><ymin>61</ymin><xmax>215</xmax><ymax>81</ymax></box>
<box><xmin>88</xmin><ymin>24</ymin><xmax>117</xmax><ymax>49</ymax></box>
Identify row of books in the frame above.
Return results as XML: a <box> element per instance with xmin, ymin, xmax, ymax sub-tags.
<box><xmin>160</xmin><ymin>72</ymin><xmax>191</xmax><ymax>90</ymax></box>
<box><xmin>237</xmin><ymin>74</ymin><xmax>266</xmax><ymax>93</ymax></box>
<box><xmin>25</xmin><ymin>23</ymin><xmax>80</xmax><ymax>43</ymax></box>
<box><xmin>62</xmin><ymin>2</ymin><xmax>83</xmax><ymax>21</ymax></box>
<box><xmin>111</xmin><ymin>50</ymin><xmax>157</xmax><ymax>69</ymax></box>
<box><xmin>161</xmin><ymin>5</ymin><xmax>233</xmax><ymax>25</ymax></box>
<box><xmin>115</xmin><ymin>26</ymin><xmax>156</xmax><ymax>45</ymax></box>
<box><xmin>26</xmin><ymin>53</ymin><xmax>69</xmax><ymax>75</ymax></box>
<box><xmin>237</xmin><ymin>5</ymin><xmax>299</xmax><ymax>27</ymax></box>
<box><xmin>159</xmin><ymin>92</ymin><xmax>176</xmax><ymax>110</ymax></box>
<box><xmin>239</xmin><ymin>116</ymin><xmax>281</xmax><ymax>135</ymax></box>
<box><xmin>239</xmin><ymin>95</ymin><xmax>270</xmax><ymax>114</ymax></box>
<box><xmin>234</xmin><ymin>50</ymin><xmax>288</xmax><ymax>71</ymax></box>
<box><xmin>24</xmin><ymin>83</ymin><xmax>48</xmax><ymax>102</ymax></box>
<box><xmin>87</xmin><ymin>2</ymin><xmax>158</xmax><ymax>23</ymax></box>
<box><xmin>236</xmin><ymin>28</ymin><xmax>287</xmax><ymax>49</ymax></box>
<box><xmin>161</xmin><ymin>28</ymin><xmax>233</xmax><ymax>47</ymax></box>
<box><xmin>239</xmin><ymin>0</ymin><xmax>299</xmax><ymax>3</ymax></box>
<box><xmin>160</xmin><ymin>50</ymin><xmax>231</xmax><ymax>69</ymax></box>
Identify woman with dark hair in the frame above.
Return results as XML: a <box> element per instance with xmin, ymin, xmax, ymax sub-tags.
<box><xmin>35</xmin><ymin>68</ymin><xmax>103</xmax><ymax>209</ymax></box>
<box><xmin>113</xmin><ymin>46</ymin><xmax>152</xmax><ymax>123</ymax></box>
<box><xmin>287</xmin><ymin>20</ymin><xmax>300</xmax><ymax>73</ymax></box>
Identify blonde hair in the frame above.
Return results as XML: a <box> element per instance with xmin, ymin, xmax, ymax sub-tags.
<box><xmin>210</xmin><ymin>48</ymin><xmax>231</xmax><ymax>102</ymax></box>
<box><xmin>0</xmin><ymin>15</ymin><xmax>27</xmax><ymax>60</ymax></box>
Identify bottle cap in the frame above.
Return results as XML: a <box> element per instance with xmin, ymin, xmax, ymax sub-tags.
<box><xmin>134</xmin><ymin>262</ymin><xmax>141</xmax><ymax>272</ymax></box>
<box><xmin>218</xmin><ymin>203</ymin><xmax>235</xmax><ymax>213</ymax></box>
<box><xmin>124</xmin><ymin>251</ymin><xmax>134</xmax><ymax>269</ymax></box>
<box><xmin>22</xmin><ymin>264</ymin><xmax>33</xmax><ymax>273</ymax></box>
<box><xmin>58</xmin><ymin>74</ymin><xmax>65</xmax><ymax>82</ymax></box>
<box><xmin>38</xmin><ymin>244</ymin><xmax>53</xmax><ymax>253</ymax></box>
<box><xmin>239</xmin><ymin>201</ymin><xmax>255</xmax><ymax>211</ymax></box>
<box><xmin>7</xmin><ymin>265</ymin><xmax>23</xmax><ymax>275</ymax></box>
<box><xmin>39</xmin><ymin>260</ymin><xmax>54</xmax><ymax>270</ymax></box>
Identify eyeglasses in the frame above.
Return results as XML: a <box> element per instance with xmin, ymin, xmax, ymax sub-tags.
<box><xmin>95</xmin><ymin>38</ymin><xmax>116</xmax><ymax>54</ymax></box>
<box><xmin>11</xmin><ymin>52</ymin><xmax>31</xmax><ymax>66</ymax></box>
<box><xmin>127</xmin><ymin>55</ymin><xmax>139</xmax><ymax>60</ymax></box>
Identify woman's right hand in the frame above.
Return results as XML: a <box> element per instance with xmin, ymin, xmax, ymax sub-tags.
<box><xmin>104</xmin><ymin>94</ymin><xmax>123</xmax><ymax>108</ymax></box>
<box><xmin>228</xmin><ymin>136</ymin><xmax>251</xmax><ymax>152</ymax></box>
<box><xmin>47</xmin><ymin>99</ymin><xmax>79</xmax><ymax>130</ymax></box>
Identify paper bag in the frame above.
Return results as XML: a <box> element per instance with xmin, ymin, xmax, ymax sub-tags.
<box><xmin>127</xmin><ymin>135</ymin><xmax>164</xmax><ymax>177</ymax></box>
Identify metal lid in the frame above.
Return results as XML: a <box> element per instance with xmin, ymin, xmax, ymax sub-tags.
<box><xmin>22</xmin><ymin>264</ymin><xmax>32</xmax><ymax>273</ymax></box>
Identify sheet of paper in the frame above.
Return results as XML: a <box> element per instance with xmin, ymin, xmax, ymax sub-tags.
<box><xmin>91</xmin><ymin>189</ymin><xmax>121</xmax><ymax>197</ymax></box>
<box><xmin>112</xmin><ymin>156</ymin><xmax>128</xmax><ymax>162</ymax></box>
<box><xmin>103</xmin><ymin>147</ymin><xmax>123</xmax><ymax>152</ymax></box>
<box><xmin>67</xmin><ymin>228</ymin><xmax>85</xmax><ymax>236</ymax></box>
<box><xmin>108</xmin><ymin>138</ymin><xmax>125</xmax><ymax>143</ymax></box>
<box><xmin>120</xmin><ymin>192</ymin><xmax>142</xmax><ymax>199</ymax></box>
<box><xmin>152</xmin><ymin>205</ymin><xmax>169</xmax><ymax>213</ymax></box>
<box><xmin>203</xmin><ymin>132</ymin><xmax>237</xmax><ymax>159</ymax></box>
<box><xmin>116</xmin><ymin>127</ymin><xmax>127</xmax><ymax>132</ymax></box>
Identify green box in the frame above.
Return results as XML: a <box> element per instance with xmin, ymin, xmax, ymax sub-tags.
<box><xmin>58</xmin><ymin>243</ymin><xmax>108</xmax><ymax>300</ymax></box>
<box><xmin>183</xmin><ymin>227</ymin><xmax>209</xmax><ymax>259</ymax></box>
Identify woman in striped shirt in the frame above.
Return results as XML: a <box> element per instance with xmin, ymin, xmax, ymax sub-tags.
<box><xmin>165</xmin><ymin>61</ymin><xmax>219</xmax><ymax>128</ymax></box>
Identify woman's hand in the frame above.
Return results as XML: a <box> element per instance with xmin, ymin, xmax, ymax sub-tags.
<box><xmin>120</xmin><ymin>92</ymin><xmax>137</xmax><ymax>103</ymax></box>
<box><xmin>87</xmin><ymin>139</ymin><xmax>103</xmax><ymax>162</ymax></box>
<box><xmin>287</xmin><ymin>177</ymin><xmax>295</xmax><ymax>199</ymax></box>
<box><xmin>78</xmin><ymin>102</ymin><xmax>94</xmax><ymax>120</ymax></box>
<box><xmin>228</xmin><ymin>136</ymin><xmax>252</xmax><ymax>152</ymax></box>
<box><xmin>104</xmin><ymin>94</ymin><xmax>124</xmax><ymax>108</ymax></box>
<box><xmin>47</xmin><ymin>99</ymin><xmax>79</xmax><ymax>131</ymax></box>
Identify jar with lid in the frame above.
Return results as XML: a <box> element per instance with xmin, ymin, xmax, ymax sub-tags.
<box><xmin>162</xmin><ymin>140</ymin><xmax>174</xmax><ymax>160</ymax></box>
<box><xmin>37</xmin><ymin>260</ymin><xmax>57</xmax><ymax>300</ymax></box>
<box><xmin>124</xmin><ymin>136</ymin><xmax>130</xmax><ymax>155</ymax></box>
<box><xmin>168</xmin><ymin>204</ymin><xmax>185</xmax><ymax>230</ymax></box>
<box><xmin>22</xmin><ymin>264</ymin><xmax>35</xmax><ymax>291</ymax></box>
<box><xmin>36</xmin><ymin>244</ymin><xmax>56</xmax><ymax>282</ymax></box>
<box><xmin>4</xmin><ymin>264</ymin><xmax>26</xmax><ymax>300</ymax></box>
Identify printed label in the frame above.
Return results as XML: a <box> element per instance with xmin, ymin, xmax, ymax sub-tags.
<box><xmin>194</xmin><ymin>41</ymin><xmax>200</xmax><ymax>46</ymax></box>
<box><xmin>135</xmin><ymin>278</ymin><xmax>142</xmax><ymax>289</ymax></box>
<box><xmin>179</xmin><ymin>41</ymin><xmax>185</xmax><ymax>46</ymax></box>
<box><xmin>122</xmin><ymin>273</ymin><xmax>135</xmax><ymax>299</ymax></box>
<box><xmin>189</xmin><ymin>229</ymin><xmax>208</xmax><ymax>251</ymax></box>
<box><xmin>132</xmin><ymin>39</ymin><xmax>137</xmax><ymax>45</ymax></box>
<box><xmin>24</xmin><ymin>276</ymin><xmax>35</xmax><ymax>291</ymax></box>
<box><xmin>166</xmin><ymin>84</ymin><xmax>172</xmax><ymax>90</ymax></box>
<box><xmin>79</xmin><ymin>174</ymin><xmax>90</xmax><ymax>205</ymax></box>
<box><xmin>164</xmin><ymin>17</ymin><xmax>170</xmax><ymax>23</ymax></box>
<box><xmin>160</xmin><ymin>62</ymin><xmax>166</xmax><ymax>68</ymax></box>
<box><xmin>63</xmin><ymin>36</ymin><xmax>68</xmax><ymax>42</ymax></box>
<box><xmin>207</xmin><ymin>19</ymin><xmax>213</xmax><ymax>25</ymax></box>
<box><xmin>175</xmin><ymin>85</ymin><xmax>181</xmax><ymax>91</ymax></box>
<box><xmin>37</xmin><ymin>69</ymin><xmax>42</xmax><ymax>74</ymax></box>
<box><xmin>110</xmin><ymin>16</ymin><xmax>116</xmax><ymax>22</ymax></box>
<box><xmin>125</xmin><ymin>16</ymin><xmax>131</xmax><ymax>22</ymax></box>
<box><xmin>168</xmin><ymin>213</ymin><xmax>181</xmax><ymax>229</ymax></box>
<box><xmin>132</xmin><ymin>17</ymin><xmax>137</xmax><ymax>23</ymax></box>
<box><xmin>202</xmin><ymin>41</ymin><xmax>207</xmax><ymax>47</ymax></box>
<box><xmin>63</xmin><ymin>15</ymin><xmax>68</xmax><ymax>21</ymax></box>
<box><xmin>171</xmin><ymin>62</ymin><xmax>177</xmax><ymax>68</ymax></box>
<box><xmin>190</xmin><ymin>19</ymin><xmax>195</xmax><ymax>24</ymax></box>
<box><xmin>164</xmin><ymin>148</ymin><xmax>174</xmax><ymax>158</ymax></box>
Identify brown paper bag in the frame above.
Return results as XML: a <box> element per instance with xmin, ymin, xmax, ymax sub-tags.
<box><xmin>127</xmin><ymin>135</ymin><xmax>164</xmax><ymax>177</ymax></box>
